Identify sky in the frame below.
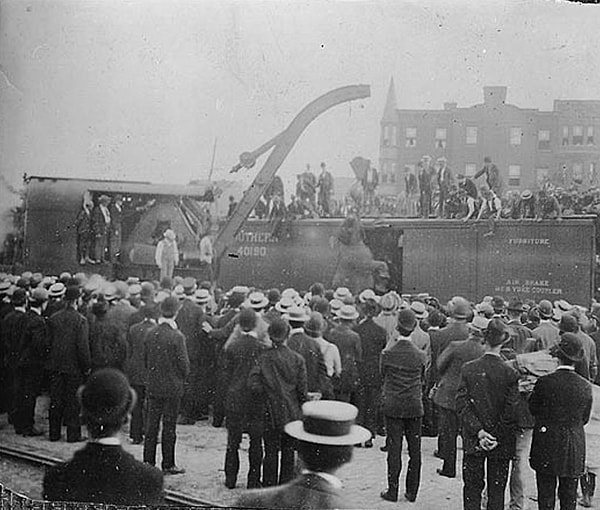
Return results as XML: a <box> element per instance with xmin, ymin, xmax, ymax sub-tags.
<box><xmin>1</xmin><ymin>0</ymin><xmax>600</xmax><ymax>220</ymax></box>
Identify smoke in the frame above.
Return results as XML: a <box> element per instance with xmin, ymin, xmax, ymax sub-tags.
<box><xmin>0</xmin><ymin>174</ymin><xmax>24</xmax><ymax>252</ymax></box>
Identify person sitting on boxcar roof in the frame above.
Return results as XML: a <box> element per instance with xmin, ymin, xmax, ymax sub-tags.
<box><xmin>43</xmin><ymin>368</ymin><xmax>164</xmax><ymax>505</ymax></box>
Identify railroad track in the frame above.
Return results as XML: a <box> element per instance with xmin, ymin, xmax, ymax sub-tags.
<box><xmin>0</xmin><ymin>444</ymin><xmax>224</xmax><ymax>508</ymax></box>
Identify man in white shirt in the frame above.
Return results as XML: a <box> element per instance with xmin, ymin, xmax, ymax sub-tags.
<box><xmin>304</xmin><ymin>312</ymin><xmax>341</xmax><ymax>379</ymax></box>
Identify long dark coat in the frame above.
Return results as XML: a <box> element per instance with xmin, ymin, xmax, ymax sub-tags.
<box><xmin>529</xmin><ymin>368</ymin><xmax>592</xmax><ymax>477</ymax></box>
<box><xmin>456</xmin><ymin>353</ymin><xmax>520</xmax><ymax>458</ymax></box>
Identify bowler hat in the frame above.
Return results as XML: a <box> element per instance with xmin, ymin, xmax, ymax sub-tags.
<box><xmin>485</xmin><ymin>318</ymin><xmax>509</xmax><ymax>347</ymax></box>
<box><xmin>238</xmin><ymin>307</ymin><xmax>258</xmax><ymax>332</ymax></box>
<box><xmin>450</xmin><ymin>296</ymin><xmax>471</xmax><ymax>319</ymax></box>
<box><xmin>79</xmin><ymin>368</ymin><xmax>134</xmax><ymax>426</ymax></box>
<box><xmin>507</xmin><ymin>298</ymin><xmax>524</xmax><ymax>312</ymax></box>
<box><xmin>30</xmin><ymin>287</ymin><xmax>49</xmax><ymax>303</ymax></box>
<box><xmin>538</xmin><ymin>299</ymin><xmax>553</xmax><ymax>319</ymax></box>
<box><xmin>182</xmin><ymin>277</ymin><xmax>197</xmax><ymax>293</ymax></box>
<box><xmin>285</xmin><ymin>400</ymin><xmax>370</xmax><ymax>446</ymax></box>
<box><xmin>11</xmin><ymin>288</ymin><xmax>27</xmax><ymax>306</ymax></box>
<box><xmin>558</xmin><ymin>314</ymin><xmax>578</xmax><ymax>333</ymax></box>
<box><xmin>338</xmin><ymin>305</ymin><xmax>359</xmax><ymax>321</ymax></box>
<box><xmin>491</xmin><ymin>296</ymin><xmax>505</xmax><ymax>312</ymax></box>
<box><xmin>397</xmin><ymin>308</ymin><xmax>417</xmax><ymax>332</ymax></box>
<box><xmin>550</xmin><ymin>332</ymin><xmax>584</xmax><ymax>363</ymax></box>
<box><xmin>64</xmin><ymin>285</ymin><xmax>81</xmax><ymax>302</ymax></box>
<box><xmin>267</xmin><ymin>288</ymin><xmax>281</xmax><ymax>304</ymax></box>
<box><xmin>304</xmin><ymin>312</ymin><xmax>326</xmax><ymax>336</ymax></box>
<box><xmin>140</xmin><ymin>282</ymin><xmax>155</xmax><ymax>300</ymax></box>
<box><xmin>268</xmin><ymin>318</ymin><xmax>290</xmax><ymax>343</ymax></box>
<box><xmin>160</xmin><ymin>296</ymin><xmax>181</xmax><ymax>317</ymax></box>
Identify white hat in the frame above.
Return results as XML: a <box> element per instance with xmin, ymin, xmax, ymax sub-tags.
<box><xmin>246</xmin><ymin>291</ymin><xmax>269</xmax><ymax>310</ymax></box>
<box><xmin>284</xmin><ymin>400</ymin><xmax>370</xmax><ymax>446</ymax></box>
<box><xmin>194</xmin><ymin>288</ymin><xmax>211</xmax><ymax>305</ymax></box>
<box><xmin>358</xmin><ymin>289</ymin><xmax>379</xmax><ymax>303</ymax></box>
<box><xmin>333</xmin><ymin>287</ymin><xmax>352</xmax><ymax>301</ymax></box>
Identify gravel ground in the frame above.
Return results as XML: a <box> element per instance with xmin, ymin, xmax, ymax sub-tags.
<box><xmin>0</xmin><ymin>457</ymin><xmax>45</xmax><ymax>500</ymax></box>
<box><xmin>0</xmin><ymin>395</ymin><xmax>541</xmax><ymax>509</ymax></box>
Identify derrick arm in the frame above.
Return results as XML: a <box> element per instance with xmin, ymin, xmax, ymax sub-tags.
<box><xmin>214</xmin><ymin>84</ymin><xmax>370</xmax><ymax>279</ymax></box>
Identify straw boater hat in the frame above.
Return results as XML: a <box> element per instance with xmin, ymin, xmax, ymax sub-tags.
<box><xmin>246</xmin><ymin>291</ymin><xmax>269</xmax><ymax>310</ymax></box>
<box><xmin>554</xmin><ymin>300</ymin><xmax>573</xmax><ymax>314</ymax></box>
<box><xmin>337</xmin><ymin>305</ymin><xmax>359</xmax><ymax>321</ymax></box>
<box><xmin>275</xmin><ymin>296</ymin><xmax>296</xmax><ymax>313</ymax></box>
<box><xmin>380</xmin><ymin>292</ymin><xmax>399</xmax><ymax>312</ymax></box>
<box><xmin>285</xmin><ymin>400</ymin><xmax>370</xmax><ymax>446</ymax></box>
<box><xmin>48</xmin><ymin>282</ymin><xmax>66</xmax><ymax>298</ymax></box>
<box><xmin>358</xmin><ymin>289</ymin><xmax>380</xmax><ymax>304</ymax></box>
<box><xmin>410</xmin><ymin>301</ymin><xmax>429</xmax><ymax>320</ymax></box>
<box><xmin>281</xmin><ymin>288</ymin><xmax>300</xmax><ymax>300</ymax></box>
<box><xmin>333</xmin><ymin>287</ymin><xmax>352</xmax><ymax>301</ymax></box>
<box><xmin>194</xmin><ymin>288</ymin><xmax>211</xmax><ymax>305</ymax></box>
<box><xmin>520</xmin><ymin>189</ymin><xmax>533</xmax><ymax>200</ymax></box>
<box><xmin>283</xmin><ymin>306</ymin><xmax>310</xmax><ymax>323</ymax></box>
<box><xmin>468</xmin><ymin>315</ymin><xmax>490</xmax><ymax>334</ymax></box>
<box><xmin>329</xmin><ymin>299</ymin><xmax>344</xmax><ymax>316</ymax></box>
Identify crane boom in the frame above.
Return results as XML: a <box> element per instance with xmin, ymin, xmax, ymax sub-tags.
<box><xmin>214</xmin><ymin>84</ymin><xmax>371</xmax><ymax>279</ymax></box>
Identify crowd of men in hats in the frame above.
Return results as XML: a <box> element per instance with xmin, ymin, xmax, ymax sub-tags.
<box><xmin>0</xmin><ymin>268</ymin><xmax>599</xmax><ymax>509</ymax></box>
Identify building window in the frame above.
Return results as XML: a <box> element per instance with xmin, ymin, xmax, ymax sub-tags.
<box><xmin>538</xmin><ymin>130</ymin><xmax>551</xmax><ymax>150</ymax></box>
<box><xmin>465</xmin><ymin>163</ymin><xmax>476</xmax><ymax>177</ymax></box>
<box><xmin>573</xmin><ymin>126</ymin><xmax>584</xmax><ymax>146</ymax></box>
<box><xmin>587</xmin><ymin>126</ymin><xmax>595</xmax><ymax>145</ymax></box>
<box><xmin>508</xmin><ymin>165</ymin><xmax>521</xmax><ymax>186</ymax></box>
<box><xmin>405</xmin><ymin>127</ymin><xmax>417</xmax><ymax>147</ymax></box>
<box><xmin>536</xmin><ymin>167</ymin><xmax>549</xmax><ymax>188</ymax></box>
<box><xmin>466</xmin><ymin>126</ymin><xmax>478</xmax><ymax>145</ymax></box>
<box><xmin>510</xmin><ymin>127</ymin><xmax>522</xmax><ymax>146</ymax></box>
<box><xmin>382</xmin><ymin>125</ymin><xmax>395</xmax><ymax>147</ymax></box>
<box><xmin>573</xmin><ymin>163</ymin><xmax>584</xmax><ymax>183</ymax></box>
<box><xmin>390</xmin><ymin>162</ymin><xmax>398</xmax><ymax>183</ymax></box>
<box><xmin>562</xmin><ymin>126</ymin><xmax>569</xmax><ymax>146</ymax></box>
<box><xmin>435</xmin><ymin>128</ymin><xmax>447</xmax><ymax>149</ymax></box>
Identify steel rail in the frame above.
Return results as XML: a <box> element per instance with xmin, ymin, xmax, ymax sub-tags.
<box><xmin>0</xmin><ymin>444</ymin><xmax>224</xmax><ymax>508</ymax></box>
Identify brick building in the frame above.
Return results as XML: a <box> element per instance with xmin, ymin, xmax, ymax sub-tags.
<box><xmin>379</xmin><ymin>78</ymin><xmax>600</xmax><ymax>196</ymax></box>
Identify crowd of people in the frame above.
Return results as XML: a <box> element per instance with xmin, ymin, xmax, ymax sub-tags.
<box><xmin>0</xmin><ymin>269</ymin><xmax>599</xmax><ymax>509</ymax></box>
<box><xmin>244</xmin><ymin>154</ymin><xmax>600</xmax><ymax>223</ymax></box>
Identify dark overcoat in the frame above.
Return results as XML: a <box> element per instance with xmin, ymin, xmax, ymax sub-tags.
<box><xmin>529</xmin><ymin>368</ymin><xmax>592</xmax><ymax>477</ymax></box>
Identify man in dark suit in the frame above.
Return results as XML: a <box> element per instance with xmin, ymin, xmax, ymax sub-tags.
<box><xmin>428</xmin><ymin>296</ymin><xmax>471</xmax><ymax>440</ymax></box>
<box><xmin>380</xmin><ymin>308</ymin><xmax>427</xmax><ymax>503</ymax></box>
<box><xmin>237</xmin><ymin>400</ymin><xmax>370</xmax><ymax>509</ymax></box>
<box><xmin>456</xmin><ymin>319</ymin><xmax>520</xmax><ymax>510</ymax></box>
<box><xmin>433</xmin><ymin>316</ymin><xmax>487</xmax><ymax>478</ymax></box>
<box><xmin>248</xmin><ymin>319</ymin><xmax>307</xmax><ymax>486</ymax></box>
<box><xmin>354</xmin><ymin>299</ymin><xmax>387</xmax><ymax>446</ymax></box>
<box><xmin>327</xmin><ymin>305</ymin><xmax>362</xmax><ymax>403</ymax></box>
<box><xmin>1</xmin><ymin>288</ymin><xmax>28</xmax><ymax>431</ymax></box>
<box><xmin>504</xmin><ymin>299</ymin><xmax>536</xmax><ymax>358</ymax></box>
<box><xmin>47</xmin><ymin>286</ymin><xmax>91</xmax><ymax>442</ymax></box>
<box><xmin>108</xmin><ymin>194</ymin><xmax>123</xmax><ymax>263</ymax></box>
<box><xmin>175</xmin><ymin>277</ymin><xmax>207</xmax><ymax>424</ymax></box>
<box><xmin>125</xmin><ymin>306</ymin><xmax>155</xmax><ymax>444</ymax></box>
<box><xmin>91</xmin><ymin>194</ymin><xmax>111</xmax><ymax>263</ymax></box>
<box><xmin>44</xmin><ymin>368</ymin><xmax>164</xmax><ymax>505</ymax></box>
<box><xmin>286</xmin><ymin>307</ymin><xmax>334</xmax><ymax>400</ymax></box>
<box><xmin>223</xmin><ymin>307</ymin><xmax>271</xmax><ymax>489</ymax></box>
<box><xmin>143</xmin><ymin>296</ymin><xmax>190</xmax><ymax>474</ymax></box>
<box><xmin>529</xmin><ymin>333</ymin><xmax>593</xmax><ymax>510</ymax></box>
<box><xmin>13</xmin><ymin>288</ymin><xmax>48</xmax><ymax>436</ymax></box>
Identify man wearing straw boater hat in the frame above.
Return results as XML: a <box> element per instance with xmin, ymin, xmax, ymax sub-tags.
<box><xmin>238</xmin><ymin>400</ymin><xmax>369</xmax><ymax>509</ymax></box>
